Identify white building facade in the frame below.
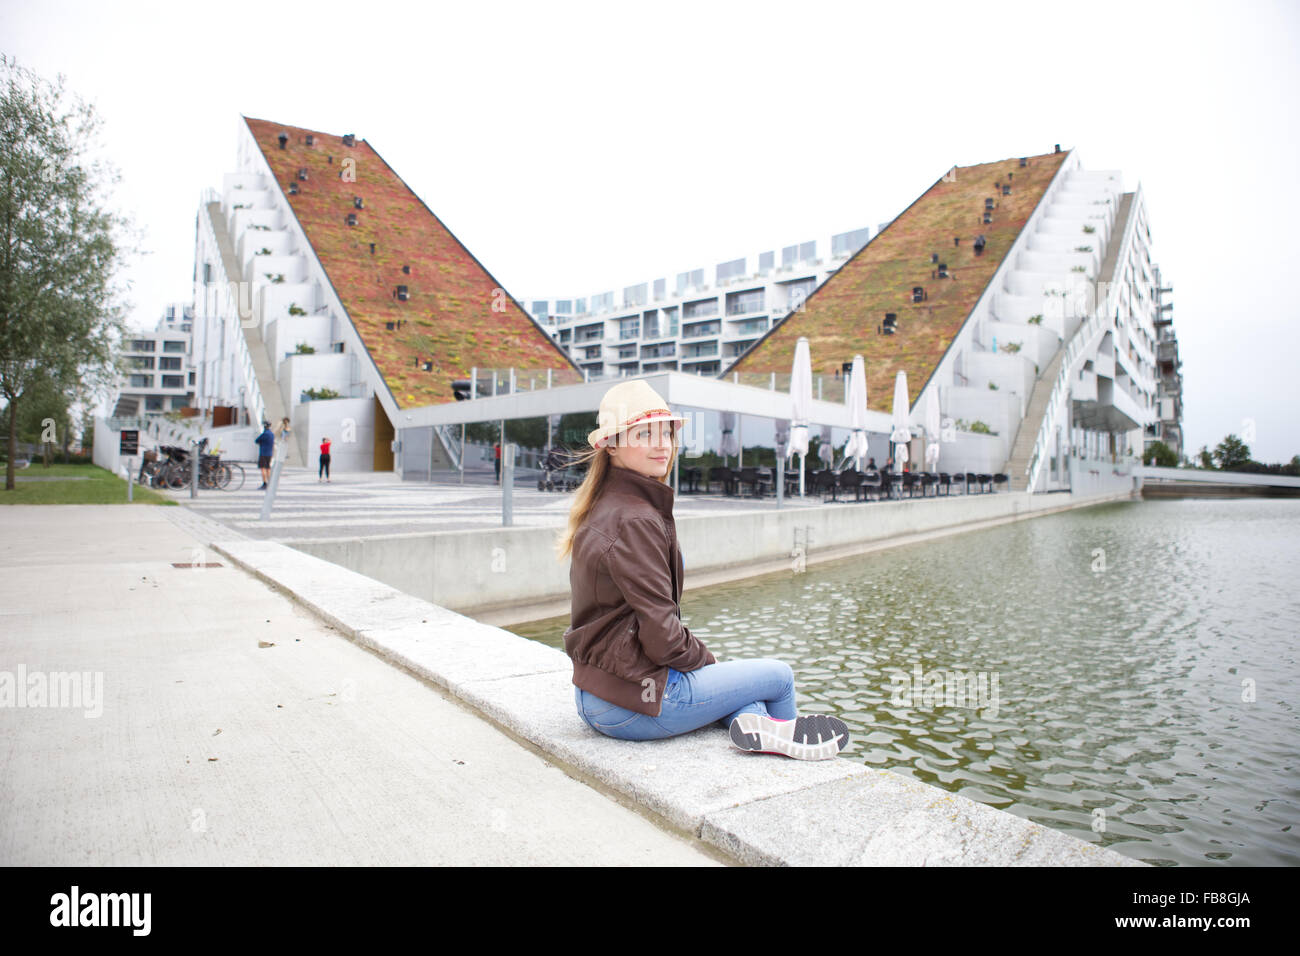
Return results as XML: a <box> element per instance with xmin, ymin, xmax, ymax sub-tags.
<box><xmin>523</xmin><ymin>226</ymin><xmax>873</xmax><ymax>379</ymax></box>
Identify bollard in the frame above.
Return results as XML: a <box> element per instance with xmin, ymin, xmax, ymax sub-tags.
<box><xmin>777</xmin><ymin>453</ymin><xmax>784</xmax><ymax>509</ymax></box>
<box><xmin>502</xmin><ymin>442</ymin><xmax>515</xmax><ymax>526</ymax></box>
<box><xmin>121</xmin><ymin>463</ymin><xmax>133</xmax><ymax>503</ymax></box>
<box><xmin>260</xmin><ymin>446</ymin><xmax>287</xmax><ymax>521</ymax></box>
<box><xmin>190</xmin><ymin>440</ymin><xmax>200</xmax><ymax>499</ymax></box>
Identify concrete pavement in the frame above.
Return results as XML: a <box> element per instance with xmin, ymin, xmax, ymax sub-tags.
<box><xmin>0</xmin><ymin>505</ymin><xmax>722</xmax><ymax>865</ymax></box>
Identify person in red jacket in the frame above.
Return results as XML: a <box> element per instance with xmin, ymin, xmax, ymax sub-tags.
<box><xmin>554</xmin><ymin>380</ymin><xmax>849</xmax><ymax>760</ymax></box>
<box><xmin>319</xmin><ymin>437</ymin><xmax>331</xmax><ymax>482</ymax></box>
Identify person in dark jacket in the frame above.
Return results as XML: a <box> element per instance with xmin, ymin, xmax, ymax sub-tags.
<box><xmin>554</xmin><ymin>380</ymin><xmax>849</xmax><ymax>760</ymax></box>
<box><xmin>255</xmin><ymin>421</ymin><xmax>275</xmax><ymax>489</ymax></box>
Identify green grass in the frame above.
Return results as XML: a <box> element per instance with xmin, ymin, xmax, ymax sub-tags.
<box><xmin>0</xmin><ymin>462</ymin><xmax>178</xmax><ymax>505</ymax></box>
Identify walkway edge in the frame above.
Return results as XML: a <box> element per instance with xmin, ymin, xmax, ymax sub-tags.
<box><xmin>206</xmin><ymin>536</ymin><xmax>1146</xmax><ymax>866</ymax></box>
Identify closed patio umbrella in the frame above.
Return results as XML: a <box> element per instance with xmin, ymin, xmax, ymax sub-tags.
<box><xmin>718</xmin><ymin>411</ymin><xmax>741</xmax><ymax>467</ymax></box>
<box><xmin>890</xmin><ymin>371</ymin><xmax>911</xmax><ymax>473</ymax></box>
<box><xmin>842</xmin><ymin>354</ymin><xmax>869</xmax><ymax>470</ymax></box>
<box><xmin>788</xmin><ymin>337</ymin><xmax>812</xmax><ymax>497</ymax></box>
<box><xmin>818</xmin><ymin>425</ymin><xmax>835</xmax><ymax>468</ymax></box>
<box><xmin>924</xmin><ymin>387</ymin><xmax>941</xmax><ymax>472</ymax></box>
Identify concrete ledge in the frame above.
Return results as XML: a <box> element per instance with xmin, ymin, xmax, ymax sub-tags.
<box><xmin>701</xmin><ymin>772</ymin><xmax>1144</xmax><ymax>866</ymax></box>
<box><xmin>284</xmin><ymin>486</ymin><xmax>1138</xmax><ymax>623</ymax></box>
<box><xmin>210</xmin><ymin>535</ymin><xmax>1145</xmax><ymax>866</ymax></box>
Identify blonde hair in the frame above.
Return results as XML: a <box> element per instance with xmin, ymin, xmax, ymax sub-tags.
<box><xmin>553</xmin><ymin>425</ymin><xmax>680</xmax><ymax>560</ymax></box>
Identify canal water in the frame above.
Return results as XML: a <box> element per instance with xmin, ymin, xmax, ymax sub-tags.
<box><xmin>509</xmin><ymin>497</ymin><xmax>1300</xmax><ymax>866</ymax></box>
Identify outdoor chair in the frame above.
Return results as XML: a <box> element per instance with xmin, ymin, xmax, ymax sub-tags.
<box><xmin>811</xmin><ymin>469</ymin><xmax>838</xmax><ymax>501</ymax></box>
<box><xmin>837</xmin><ymin>469</ymin><xmax>864</xmax><ymax>501</ymax></box>
<box><xmin>859</xmin><ymin>470</ymin><xmax>883</xmax><ymax>501</ymax></box>
<box><xmin>738</xmin><ymin>466</ymin><xmax>772</xmax><ymax>497</ymax></box>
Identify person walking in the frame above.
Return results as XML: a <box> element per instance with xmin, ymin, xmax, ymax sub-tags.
<box><xmin>494</xmin><ymin>441</ymin><xmax>501</xmax><ymax>484</ymax></box>
<box><xmin>255</xmin><ymin>421</ymin><xmax>275</xmax><ymax>490</ymax></box>
<box><xmin>554</xmin><ymin>380</ymin><xmax>849</xmax><ymax>759</ymax></box>
<box><xmin>319</xmin><ymin>436</ymin><xmax>332</xmax><ymax>482</ymax></box>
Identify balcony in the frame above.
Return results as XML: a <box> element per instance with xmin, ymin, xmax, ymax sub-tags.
<box><xmin>682</xmin><ymin>323</ymin><xmax>721</xmax><ymax>340</ymax></box>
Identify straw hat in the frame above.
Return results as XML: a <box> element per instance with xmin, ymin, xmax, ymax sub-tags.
<box><xmin>587</xmin><ymin>380</ymin><xmax>688</xmax><ymax>449</ymax></box>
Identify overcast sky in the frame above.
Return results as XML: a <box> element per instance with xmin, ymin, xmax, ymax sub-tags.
<box><xmin>3</xmin><ymin>0</ymin><xmax>1297</xmax><ymax>462</ymax></box>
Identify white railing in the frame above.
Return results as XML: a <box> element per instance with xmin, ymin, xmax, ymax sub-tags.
<box><xmin>432</xmin><ymin>424</ymin><xmax>462</xmax><ymax>471</ymax></box>
<box><xmin>1024</xmin><ymin>309</ymin><xmax>1109</xmax><ymax>492</ymax></box>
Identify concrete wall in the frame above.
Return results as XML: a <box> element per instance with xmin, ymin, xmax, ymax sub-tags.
<box><xmin>286</xmin><ymin>483</ymin><xmax>1138</xmax><ymax>620</ymax></box>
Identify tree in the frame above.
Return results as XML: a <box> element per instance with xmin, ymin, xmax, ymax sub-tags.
<box><xmin>0</xmin><ymin>54</ymin><xmax>137</xmax><ymax>490</ymax></box>
<box><xmin>1213</xmin><ymin>434</ymin><xmax>1251</xmax><ymax>471</ymax></box>
<box><xmin>1144</xmin><ymin>440</ymin><xmax>1179</xmax><ymax>468</ymax></box>
<box><xmin>1196</xmin><ymin>445</ymin><xmax>1215</xmax><ymax>470</ymax></box>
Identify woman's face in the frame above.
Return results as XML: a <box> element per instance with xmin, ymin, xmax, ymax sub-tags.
<box><xmin>607</xmin><ymin>420</ymin><xmax>676</xmax><ymax>479</ymax></box>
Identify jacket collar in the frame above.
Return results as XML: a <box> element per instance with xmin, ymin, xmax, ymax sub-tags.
<box><xmin>602</xmin><ymin>462</ymin><xmax>675</xmax><ymax>522</ymax></box>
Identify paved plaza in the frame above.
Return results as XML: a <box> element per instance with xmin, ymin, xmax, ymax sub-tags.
<box><xmin>151</xmin><ymin>463</ymin><xmax>826</xmax><ymax>541</ymax></box>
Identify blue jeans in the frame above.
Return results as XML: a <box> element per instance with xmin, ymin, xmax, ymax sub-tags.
<box><xmin>574</xmin><ymin>659</ymin><xmax>797</xmax><ymax>741</ymax></box>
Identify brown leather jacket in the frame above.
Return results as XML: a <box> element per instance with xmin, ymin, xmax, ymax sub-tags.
<box><xmin>563</xmin><ymin>463</ymin><xmax>716</xmax><ymax>716</ymax></box>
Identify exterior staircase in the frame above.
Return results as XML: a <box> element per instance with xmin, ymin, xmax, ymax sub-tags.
<box><xmin>206</xmin><ymin>201</ymin><xmax>297</xmax><ymax>466</ymax></box>
<box><xmin>1002</xmin><ymin>346</ymin><xmax>1067</xmax><ymax>491</ymax></box>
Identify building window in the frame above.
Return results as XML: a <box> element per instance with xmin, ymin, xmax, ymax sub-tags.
<box><xmin>171</xmin><ymin>396</ymin><xmax>189</xmax><ymax>410</ymax></box>
<box><xmin>130</xmin><ymin>356</ymin><xmax>155</xmax><ymax>370</ymax></box>
<box><xmin>129</xmin><ymin>374</ymin><xmax>152</xmax><ymax>388</ymax></box>
<box><xmin>188</xmin><ymin>371</ymin><xmax>196</xmax><ymax>385</ymax></box>
<box><xmin>531</xmin><ymin>300</ymin><xmax>549</xmax><ymax>319</ymax></box>
<box><xmin>758</xmin><ymin>251</ymin><xmax>774</xmax><ymax>274</ymax></box>
<box><xmin>781</xmin><ymin>278</ymin><xmax>816</xmax><ymax>311</ymax></box>
<box><xmin>653</xmin><ymin>278</ymin><xmax>666</xmax><ymax>300</ymax></box>
<box><xmin>555</xmin><ymin>299</ymin><xmax>572</xmax><ymax>315</ymax></box>
<box><xmin>799</xmin><ymin>240</ymin><xmax>816</xmax><ymax>262</ymax></box>
<box><xmin>162</xmin><ymin>375</ymin><xmax>184</xmax><ymax>389</ymax></box>
<box><xmin>145</xmin><ymin>395</ymin><xmax>164</xmax><ymax>411</ymax></box>
<box><xmin>163</xmin><ymin>341</ymin><xmax>185</xmax><ymax>353</ymax></box>
<box><xmin>591</xmin><ymin>291</ymin><xmax>614</xmax><ymax>313</ymax></box>
<box><xmin>781</xmin><ymin>245</ymin><xmax>798</xmax><ymax>268</ymax></box>
<box><xmin>726</xmin><ymin>288</ymin><xmax>765</xmax><ymax>315</ymax></box>
<box><xmin>160</xmin><ymin>357</ymin><xmax>182</xmax><ymax>371</ymax></box>
<box><xmin>663</xmin><ymin>307</ymin><xmax>679</xmax><ymax>337</ymax></box>
<box><xmin>682</xmin><ymin>297</ymin><xmax>718</xmax><ymax>320</ymax></box>
<box><xmin>618</xmin><ymin>317</ymin><xmax>640</xmax><ymax>340</ymax></box>
<box><xmin>682</xmin><ymin>320</ymin><xmax>720</xmax><ymax>339</ymax></box>
<box><xmin>131</xmin><ymin>339</ymin><xmax>155</xmax><ymax>352</ymax></box>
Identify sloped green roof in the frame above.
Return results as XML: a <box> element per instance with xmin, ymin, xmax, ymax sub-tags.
<box><xmin>726</xmin><ymin>150</ymin><xmax>1069</xmax><ymax>412</ymax></box>
<box><xmin>245</xmin><ymin>117</ymin><xmax>581</xmax><ymax>410</ymax></box>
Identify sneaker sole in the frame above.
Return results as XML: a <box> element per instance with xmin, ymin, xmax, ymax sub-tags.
<box><xmin>729</xmin><ymin>713</ymin><xmax>849</xmax><ymax>760</ymax></box>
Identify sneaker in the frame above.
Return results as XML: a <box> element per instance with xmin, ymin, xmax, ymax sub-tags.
<box><xmin>728</xmin><ymin>713</ymin><xmax>849</xmax><ymax>760</ymax></box>
<box><xmin>259</xmin><ymin>483</ymin><xmax>267</xmax><ymax>490</ymax></box>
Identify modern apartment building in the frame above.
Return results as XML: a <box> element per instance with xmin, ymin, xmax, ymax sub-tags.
<box><xmin>523</xmin><ymin>226</ymin><xmax>873</xmax><ymax>378</ymax></box>
<box><xmin>111</xmin><ymin>304</ymin><xmax>196</xmax><ymax>416</ymax></box>
<box><xmin>1147</xmin><ymin>264</ymin><xmax>1183</xmax><ymax>461</ymax></box>
<box><xmin>730</xmin><ymin>147</ymin><xmax>1184</xmax><ymax>491</ymax></box>
<box><xmin>188</xmin><ymin>116</ymin><xmax>580</xmax><ymax>471</ymax></box>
